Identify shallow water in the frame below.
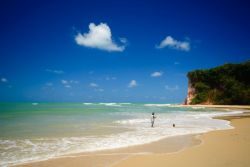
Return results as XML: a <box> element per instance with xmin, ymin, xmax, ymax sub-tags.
<box><xmin>0</xmin><ymin>102</ymin><xmax>243</xmax><ymax>166</ymax></box>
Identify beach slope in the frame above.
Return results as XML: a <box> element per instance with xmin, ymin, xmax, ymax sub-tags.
<box><xmin>114</xmin><ymin>117</ymin><xmax>250</xmax><ymax>167</ymax></box>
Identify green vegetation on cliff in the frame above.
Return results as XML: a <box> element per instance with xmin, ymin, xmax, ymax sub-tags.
<box><xmin>187</xmin><ymin>60</ymin><xmax>250</xmax><ymax>105</ymax></box>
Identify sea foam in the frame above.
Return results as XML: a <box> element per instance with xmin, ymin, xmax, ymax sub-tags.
<box><xmin>0</xmin><ymin>103</ymin><xmax>244</xmax><ymax>167</ymax></box>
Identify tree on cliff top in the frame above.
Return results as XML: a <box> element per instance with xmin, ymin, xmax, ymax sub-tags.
<box><xmin>187</xmin><ymin>60</ymin><xmax>250</xmax><ymax>105</ymax></box>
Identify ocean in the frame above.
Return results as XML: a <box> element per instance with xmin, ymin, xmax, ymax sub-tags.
<box><xmin>0</xmin><ymin>102</ymin><xmax>243</xmax><ymax>166</ymax></box>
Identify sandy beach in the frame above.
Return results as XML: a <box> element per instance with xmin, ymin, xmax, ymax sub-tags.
<box><xmin>180</xmin><ymin>104</ymin><xmax>250</xmax><ymax>110</ymax></box>
<box><xmin>14</xmin><ymin>106</ymin><xmax>250</xmax><ymax>167</ymax></box>
<box><xmin>114</xmin><ymin>115</ymin><xmax>250</xmax><ymax>167</ymax></box>
<box><xmin>15</xmin><ymin>132</ymin><xmax>200</xmax><ymax>167</ymax></box>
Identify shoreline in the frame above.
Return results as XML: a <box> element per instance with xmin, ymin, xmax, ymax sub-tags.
<box><xmin>113</xmin><ymin>113</ymin><xmax>250</xmax><ymax>167</ymax></box>
<box><xmin>13</xmin><ymin>106</ymin><xmax>250</xmax><ymax>167</ymax></box>
<box><xmin>179</xmin><ymin>104</ymin><xmax>250</xmax><ymax>110</ymax></box>
<box><xmin>14</xmin><ymin>133</ymin><xmax>201</xmax><ymax>167</ymax></box>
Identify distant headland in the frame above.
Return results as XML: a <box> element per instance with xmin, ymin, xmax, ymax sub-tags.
<box><xmin>185</xmin><ymin>60</ymin><xmax>250</xmax><ymax>105</ymax></box>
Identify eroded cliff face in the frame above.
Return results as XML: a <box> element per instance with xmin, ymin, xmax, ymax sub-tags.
<box><xmin>185</xmin><ymin>61</ymin><xmax>250</xmax><ymax>105</ymax></box>
<box><xmin>185</xmin><ymin>79</ymin><xmax>213</xmax><ymax>105</ymax></box>
<box><xmin>185</xmin><ymin>80</ymin><xmax>196</xmax><ymax>105</ymax></box>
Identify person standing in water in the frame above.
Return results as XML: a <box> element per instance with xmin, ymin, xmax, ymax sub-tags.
<box><xmin>151</xmin><ymin>112</ymin><xmax>156</xmax><ymax>127</ymax></box>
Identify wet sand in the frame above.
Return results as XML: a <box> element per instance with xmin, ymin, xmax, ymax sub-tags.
<box><xmin>114</xmin><ymin>115</ymin><xmax>250</xmax><ymax>167</ymax></box>
<box><xmin>14</xmin><ymin>134</ymin><xmax>200</xmax><ymax>167</ymax></box>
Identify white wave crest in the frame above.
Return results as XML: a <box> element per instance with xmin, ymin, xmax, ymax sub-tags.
<box><xmin>144</xmin><ymin>104</ymin><xmax>171</xmax><ymax>107</ymax></box>
<box><xmin>99</xmin><ymin>103</ymin><xmax>121</xmax><ymax>107</ymax></box>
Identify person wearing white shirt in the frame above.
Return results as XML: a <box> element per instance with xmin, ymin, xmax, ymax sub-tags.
<box><xmin>151</xmin><ymin>112</ymin><xmax>156</xmax><ymax>127</ymax></box>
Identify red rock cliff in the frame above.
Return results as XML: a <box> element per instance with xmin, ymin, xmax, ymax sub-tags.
<box><xmin>185</xmin><ymin>80</ymin><xmax>196</xmax><ymax>105</ymax></box>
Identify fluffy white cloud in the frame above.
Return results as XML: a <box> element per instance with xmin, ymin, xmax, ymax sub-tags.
<box><xmin>46</xmin><ymin>69</ymin><xmax>64</xmax><ymax>74</ymax></box>
<box><xmin>61</xmin><ymin>80</ymin><xmax>68</xmax><ymax>84</ymax></box>
<box><xmin>75</xmin><ymin>23</ymin><xmax>125</xmax><ymax>52</ymax></box>
<box><xmin>128</xmin><ymin>80</ymin><xmax>137</xmax><ymax>88</ymax></box>
<box><xmin>165</xmin><ymin>85</ymin><xmax>179</xmax><ymax>91</ymax></box>
<box><xmin>156</xmin><ymin>36</ymin><xmax>190</xmax><ymax>51</ymax></box>
<box><xmin>151</xmin><ymin>71</ymin><xmax>163</xmax><ymax>77</ymax></box>
<box><xmin>89</xmin><ymin>83</ymin><xmax>99</xmax><ymax>88</ymax></box>
<box><xmin>1</xmin><ymin>78</ymin><xmax>8</xmax><ymax>83</ymax></box>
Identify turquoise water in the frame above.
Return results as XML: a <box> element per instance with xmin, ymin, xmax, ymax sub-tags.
<box><xmin>0</xmin><ymin>103</ymin><xmax>128</xmax><ymax>139</ymax></box>
<box><xmin>0</xmin><ymin>103</ymin><xmax>243</xmax><ymax>166</ymax></box>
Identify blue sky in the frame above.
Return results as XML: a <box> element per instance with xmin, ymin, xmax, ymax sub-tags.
<box><xmin>0</xmin><ymin>0</ymin><xmax>250</xmax><ymax>102</ymax></box>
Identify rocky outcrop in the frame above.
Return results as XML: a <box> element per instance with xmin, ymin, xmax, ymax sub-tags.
<box><xmin>184</xmin><ymin>60</ymin><xmax>250</xmax><ymax>105</ymax></box>
<box><xmin>185</xmin><ymin>80</ymin><xmax>196</xmax><ymax>105</ymax></box>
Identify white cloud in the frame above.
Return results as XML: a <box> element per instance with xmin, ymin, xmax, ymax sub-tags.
<box><xmin>89</xmin><ymin>83</ymin><xmax>99</xmax><ymax>88</ymax></box>
<box><xmin>165</xmin><ymin>85</ymin><xmax>179</xmax><ymax>91</ymax></box>
<box><xmin>89</xmin><ymin>83</ymin><xmax>104</xmax><ymax>92</ymax></box>
<box><xmin>1</xmin><ymin>78</ymin><xmax>8</xmax><ymax>83</ymax></box>
<box><xmin>75</xmin><ymin>23</ymin><xmax>125</xmax><ymax>52</ymax></box>
<box><xmin>61</xmin><ymin>79</ymin><xmax>78</xmax><ymax>88</ymax></box>
<box><xmin>156</xmin><ymin>36</ymin><xmax>190</xmax><ymax>51</ymax></box>
<box><xmin>46</xmin><ymin>69</ymin><xmax>64</xmax><ymax>74</ymax></box>
<box><xmin>128</xmin><ymin>80</ymin><xmax>137</xmax><ymax>88</ymax></box>
<box><xmin>61</xmin><ymin>80</ymin><xmax>68</xmax><ymax>84</ymax></box>
<box><xmin>151</xmin><ymin>71</ymin><xmax>163</xmax><ymax>77</ymax></box>
<box><xmin>119</xmin><ymin>37</ymin><xmax>127</xmax><ymax>44</ymax></box>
